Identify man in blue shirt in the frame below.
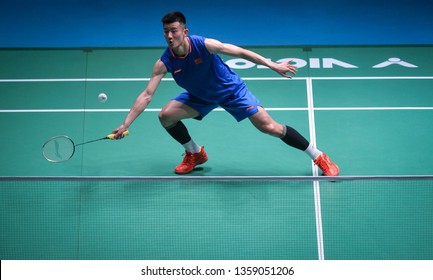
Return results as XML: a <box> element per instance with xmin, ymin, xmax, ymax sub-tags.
<box><xmin>113</xmin><ymin>11</ymin><xmax>339</xmax><ymax>176</ymax></box>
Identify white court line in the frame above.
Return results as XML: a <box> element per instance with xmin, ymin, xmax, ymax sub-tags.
<box><xmin>0</xmin><ymin>78</ymin><xmax>158</xmax><ymax>82</ymax></box>
<box><xmin>309</xmin><ymin>76</ymin><xmax>433</xmax><ymax>80</ymax></box>
<box><xmin>315</xmin><ymin>107</ymin><xmax>433</xmax><ymax>111</ymax></box>
<box><xmin>244</xmin><ymin>76</ymin><xmax>433</xmax><ymax>80</ymax></box>
<box><xmin>1</xmin><ymin>76</ymin><xmax>433</xmax><ymax>83</ymax></box>
<box><xmin>306</xmin><ymin>78</ymin><xmax>325</xmax><ymax>260</ymax></box>
<box><xmin>2</xmin><ymin>107</ymin><xmax>433</xmax><ymax>113</ymax></box>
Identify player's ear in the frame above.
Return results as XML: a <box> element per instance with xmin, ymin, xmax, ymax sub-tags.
<box><xmin>183</xmin><ymin>27</ymin><xmax>189</xmax><ymax>36</ymax></box>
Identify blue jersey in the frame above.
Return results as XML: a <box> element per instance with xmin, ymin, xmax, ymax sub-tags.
<box><xmin>160</xmin><ymin>35</ymin><xmax>246</xmax><ymax>102</ymax></box>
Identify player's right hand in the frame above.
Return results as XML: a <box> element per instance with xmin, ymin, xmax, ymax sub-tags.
<box><xmin>112</xmin><ymin>125</ymin><xmax>128</xmax><ymax>139</ymax></box>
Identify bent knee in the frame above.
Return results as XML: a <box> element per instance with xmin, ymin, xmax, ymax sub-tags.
<box><xmin>158</xmin><ymin>108</ymin><xmax>167</xmax><ymax>121</ymax></box>
<box><xmin>158</xmin><ymin>108</ymin><xmax>178</xmax><ymax>128</ymax></box>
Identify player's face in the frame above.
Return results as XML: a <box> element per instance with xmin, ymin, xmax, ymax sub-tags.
<box><xmin>163</xmin><ymin>22</ymin><xmax>188</xmax><ymax>49</ymax></box>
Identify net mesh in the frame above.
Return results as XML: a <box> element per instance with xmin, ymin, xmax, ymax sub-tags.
<box><xmin>1</xmin><ymin>176</ymin><xmax>432</xmax><ymax>260</ymax></box>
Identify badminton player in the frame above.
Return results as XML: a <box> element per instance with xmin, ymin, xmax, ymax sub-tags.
<box><xmin>113</xmin><ymin>11</ymin><xmax>339</xmax><ymax>176</ymax></box>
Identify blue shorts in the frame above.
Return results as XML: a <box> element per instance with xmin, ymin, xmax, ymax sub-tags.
<box><xmin>172</xmin><ymin>87</ymin><xmax>262</xmax><ymax>122</ymax></box>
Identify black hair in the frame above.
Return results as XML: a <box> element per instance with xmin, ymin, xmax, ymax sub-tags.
<box><xmin>161</xmin><ymin>11</ymin><xmax>186</xmax><ymax>25</ymax></box>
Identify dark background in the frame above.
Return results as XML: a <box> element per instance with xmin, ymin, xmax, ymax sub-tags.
<box><xmin>1</xmin><ymin>0</ymin><xmax>432</xmax><ymax>48</ymax></box>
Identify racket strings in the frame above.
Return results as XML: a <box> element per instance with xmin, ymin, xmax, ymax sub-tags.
<box><xmin>42</xmin><ymin>136</ymin><xmax>75</xmax><ymax>162</ymax></box>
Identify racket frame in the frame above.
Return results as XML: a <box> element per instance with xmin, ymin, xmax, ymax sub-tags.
<box><xmin>42</xmin><ymin>135</ymin><xmax>76</xmax><ymax>163</ymax></box>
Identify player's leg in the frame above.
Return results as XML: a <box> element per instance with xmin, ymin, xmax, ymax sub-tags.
<box><xmin>159</xmin><ymin>99</ymin><xmax>201</xmax><ymax>152</ymax></box>
<box><xmin>248</xmin><ymin>107</ymin><xmax>339</xmax><ymax>176</ymax></box>
<box><xmin>248</xmin><ymin>106</ymin><xmax>310</xmax><ymax>148</ymax></box>
<box><xmin>159</xmin><ymin>99</ymin><xmax>208</xmax><ymax>174</ymax></box>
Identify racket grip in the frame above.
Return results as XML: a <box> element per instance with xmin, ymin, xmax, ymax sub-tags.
<box><xmin>107</xmin><ymin>130</ymin><xmax>129</xmax><ymax>140</ymax></box>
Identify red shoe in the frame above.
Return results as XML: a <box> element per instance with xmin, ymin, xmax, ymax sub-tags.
<box><xmin>313</xmin><ymin>153</ymin><xmax>340</xmax><ymax>176</ymax></box>
<box><xmin>174</xmin><ymin>146</ymin><xmax>208</xmax><ymax>174</ymax></box>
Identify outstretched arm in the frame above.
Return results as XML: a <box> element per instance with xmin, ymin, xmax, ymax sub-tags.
<box><xmin>112</xmin><ymin>59</ymin><xmax>167</xmax><ymax>138</ymax></box>
<box><xmin>205</xmin><ymin>38</ymin><xmax>297</xmax><ymax>78</ymax></box>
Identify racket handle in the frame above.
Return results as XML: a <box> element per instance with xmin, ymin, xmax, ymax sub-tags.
<box><xmin>107</xmin><ymin>130</ymin><xmax>129</xmax><ymax>140</ymax></box>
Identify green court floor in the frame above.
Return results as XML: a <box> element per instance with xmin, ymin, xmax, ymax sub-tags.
<box><xmin>0</xmin><ymin>46</ymin><xmax>432</xmax><ymax>260</ymax></box>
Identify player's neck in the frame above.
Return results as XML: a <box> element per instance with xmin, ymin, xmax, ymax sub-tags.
<box><xmin>172</xmin><ymin>37</ymin><xmax>190</xmax><ymax>58</ymax></box>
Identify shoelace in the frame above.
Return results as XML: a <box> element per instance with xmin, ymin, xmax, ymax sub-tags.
<box><xmin>315</xmin><ymin>156</ymin><xmax>331</xmax><ymax>172</ymax></box>
<box><xmin>180</xmin><ymin>152</ymin><xmax>195</xmax><ymax>165</ymax></box>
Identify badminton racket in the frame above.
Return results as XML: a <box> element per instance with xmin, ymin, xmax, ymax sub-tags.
<box><xmin>42</xmin><ymin>130</ymin><xmax>129</xmax><ymax>162</ymax></box>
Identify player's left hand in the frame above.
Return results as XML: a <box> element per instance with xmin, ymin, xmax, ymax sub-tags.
<box><xmin>274</xmin><ymin>60</ymin><xmax>297</xmax><ymax>78</ymax></box>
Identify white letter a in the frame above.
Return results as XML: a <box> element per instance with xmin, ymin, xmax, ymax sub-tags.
<box><xmin>373</xmin><ymin>58</ymin><xmax>418</xmax><ymax>68</ymax></box>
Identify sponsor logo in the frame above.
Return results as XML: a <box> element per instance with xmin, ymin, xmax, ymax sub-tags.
<box><xmin>225</xmin><ymin>57</ymin><xmax>418</xmax><ymax>69</ymax></box>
